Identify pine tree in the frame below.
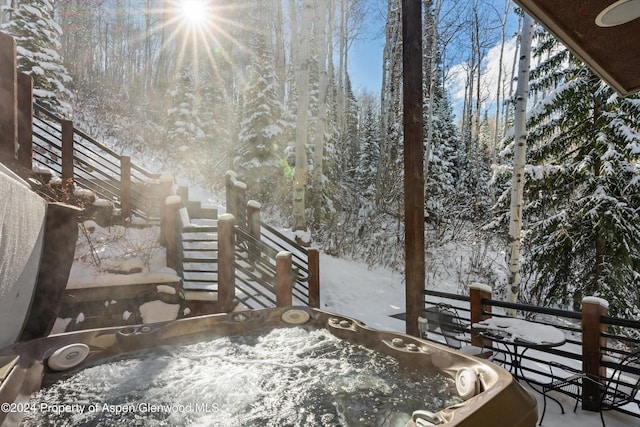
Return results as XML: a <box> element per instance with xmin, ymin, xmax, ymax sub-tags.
<box><xmin>422</xmin><ymin>20</ymin><xmax>459</xmax><ymax>227</ymax></box>
<box><xmin>1</xmin><ymin>0</ymin><xmax>72</xmax><ymax>116</ymax></box>
<box><xmin>235</xmin><ymin>32</ymin><xmax>288</xmax><ymax>206</ymax></box>
<box><xmin>356</xmin><ymin>99</ymin><xmax>380</xmax><ymax>199</ymax></box>
<box><xmin>200</xmin><ymin>67</ymin><xmax>232</xmax><ymax>189</ymax></box>
<box><xmin>164</xmin><ymin>67</ymin><xmax>205</xmax><ymax>182</ymax></box>
<box><xmin>521</xmin><ymin>30</ymin><xmax>640</xmax><ymax>317</ymax></box>
<box><xmin>424</xmin><ymin>88</ymin><xmax>458</xmax><ymax>225</ymax></box>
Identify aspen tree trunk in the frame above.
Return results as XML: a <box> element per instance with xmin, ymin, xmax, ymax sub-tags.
<box><xmin>507</xmin><ymin>13</ymin><xmax>533</xmax><ymax>307</ymax></box>
<box><xmin>425</xmin><ymin>0</ymin><xmax>444</xmax><ymax>176</ymax></box>
<box><xmin>472</xmin><ymin>7</ymin><xmax>482</xmax><ymax>205</ymax></box>
<box><xmin>492</xmin><ymin>0</ymin><xmax>511</xmax><ymax>165</ymax></box>
<box><xmin>292</xmin><ymin>0</ymin><xmax>313</xmax><ymax>234</ymax></box>
<box><xmin>424</xmin><ymin>0</ymin><xmax>435</xmax><ymax>176</ymax></box>
<box><xmin>288</xmin><ymin>0</ymin><xmax>298</xmax><ymax>65</ymax></box>
<box><xmin>504</xmin><ymin>15</ymin><xmax>521</xmax><ymax>133</ymax></box>
<box><xmin>313</xmin><ymin>0</ymin><xmax>329</xmax><ymax>197</ymax></box>
<box><xmin>340</xmin><ymin>0</ymin><xmax>351</xmax><ymax>136</ymax></box>
<box><xmin>327</xmin><ymin>0</ymin><xmax>335</xmax><ymax>120</ymax></box>
<box><xmin>376</xmin><ymin>0</ymin><xmax>402</xmax><ymax>207</ymax></box>
<box><xmin>337</xmin><ymin>0</ymin><xmax>346</xmax><ymax>130</ymax></box>
<box><xmin>274</xmin><ymin>0</ymin><xmax>286</xmax><ymax>104</ymax></box>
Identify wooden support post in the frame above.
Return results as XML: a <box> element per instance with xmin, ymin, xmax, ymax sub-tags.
<box><xmin>469</xmin><ymin>283</ymin><xmax>492</xmax><ymax>347</ymax></box>
<box><xmin>17</xmin><ymin>72</ymin><xmax>33</xmax><ymax>171</ymax></box>
<box><xmin>164</xmin><ymin>195</ymin><xmax>181</xmax><ymax>271</ymax></box>
<box><xmin>0</xmin><ymin>32</ymin><xmax>17</xmax><ymax>165</ymax></box>
<box><xmin>247</xmin><ymin>200</ymin><xmax>261</xmax><ymax>264</ymax></box>
<box><xmin>307</xmin><ymin>249</ymin><xmax>320</xmax><ymax>308</ymax></box>
<box><xmin>158</xmin><ymin>175</ymin><xmax>174</xmax><ymax>246</ymax></box>
<box><xmin>61</xmin><ymin>119</ymin><xmax>74</xmax><ymax>192</ymax></box>
<box><xmin>225</xmin><ymin>171</ymin><xmax>237</xmax><ymax>218</ymax></box>
<box><xmin>218</xmin><ymin>213</ymin><xmax>236</xmax><ymax>312</ymax></box>
<box><xmin>177</xmin><ymin>185</ymin><xmax>188</xmax><ymax>200</ymax></box>
<box><xmin>402</xmin><ymin>0</ymin><xmax>425</xmax><ymax>337</ymax></box>
<box><xmin>235</xmin><ymin>180</ymin><xmax>247</xmax><ymax>230</ymax></box>
<box><xmin>581</xmin><ymin>297</ymin><xmax>608</xmax><ymax>411</ymax></box>
<box><xmin>120</xmin><ymin>156</ymin><xmax>131</xmax><ymax>223</ymax></box>
<box><xmin>276</xmin><ymin>251</ymin><xmax>293</xmax><ymax>307</ymax></box>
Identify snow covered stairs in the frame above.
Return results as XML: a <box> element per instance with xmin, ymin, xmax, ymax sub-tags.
<box><xmin>180</xmin><ymin>218</ymin><xmax>219</xmax><ymax>297</ymax></box>
<box><xmin>169</xmin><ymin>193</ymin><xmax>226</xmax><ymax>316</ymax></box>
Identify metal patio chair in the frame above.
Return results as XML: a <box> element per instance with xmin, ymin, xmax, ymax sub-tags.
<box><xmin>422</xmin><ymin>303</ymin><xmax>493</xmax><ymax>359</ymax></box>
<box><xmin>540</xmin><ymin>349</ymin><xmax>640</xmax><ymax>426</ymax></box>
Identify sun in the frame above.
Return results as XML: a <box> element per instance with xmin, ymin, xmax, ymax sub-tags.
<box><xmin>178</xmin><ymin>0</ymin><xmax>211</xmax><ymax>28</ymax></box>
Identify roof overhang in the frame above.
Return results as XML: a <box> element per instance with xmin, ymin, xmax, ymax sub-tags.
<box><xmin>515</xmin><ymin>0</ymin><xmax>640</xmax><ymax>96</ymax></box>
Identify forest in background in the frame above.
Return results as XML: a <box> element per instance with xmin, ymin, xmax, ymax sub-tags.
<box><xmin>2</xmin><ymin>0</ymin><xmax>639</xmax><ymax>319</ymax></box>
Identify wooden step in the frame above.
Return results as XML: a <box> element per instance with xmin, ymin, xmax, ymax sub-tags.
<box><xmin>183</xmin><ymin>281</ymin><xmax>218</xmax><ymax>292</ymax></box>
<box><xmin>183</xmin><ymin>271</ymin><xmax>218</xmax><ymax>282</ymax></box>
<box><xmin>182</xmin><ymin>262</ymin><xmax>218</xmax><ymax>272</ymax></box>
<box><xmin>189</xmin><ymin>218</ymin><xmax>217</xmax><ymax>227</ymax></box>
<box><xmin>182</xmin><ymin>241</ymin><xmax>217</xmax><ymax>251</ymax></box>
<box><xmin>182</xmin><ymin>231</ymin><xmax>217</xmax><ymax>241</ymax></box>
<box><xmin>182</xmin><ymin>251</ymin><xmax>217</xmax><ymax>261</ymax></box>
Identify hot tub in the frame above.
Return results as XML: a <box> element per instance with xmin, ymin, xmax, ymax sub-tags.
<box><xmin>0</xmin><ymin>307</ymin><xmax>537</xmax><ymax>426</ymax></box>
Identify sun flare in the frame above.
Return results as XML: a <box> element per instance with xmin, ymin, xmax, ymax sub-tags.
<box><xmin>178</xmin><ymin>0</ymin><xmax>211</xmax><ymax>27</ymax></box>
<box><xmin>144</xmin><ymin>0</ymin><xmax>250</xmax><ymax>88</ymax></box>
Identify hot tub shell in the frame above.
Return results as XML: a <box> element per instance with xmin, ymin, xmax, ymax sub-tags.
<box><xmin>0</xmin><ymin>307</ymin><xmax>537</xmax><ymax>427</ymax></box>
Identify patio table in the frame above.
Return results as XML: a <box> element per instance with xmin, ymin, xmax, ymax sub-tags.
<box><xmin>472</xmin><ymin>317</ymin><xmax>567</xmax><ymax>415</ymax></box>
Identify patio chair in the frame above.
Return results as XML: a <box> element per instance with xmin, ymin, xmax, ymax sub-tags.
<box><xmin>438</xmin><ymin>304</ymin><xmax>465</xmax><ymax>349</ymax></box>
<box><xmin>539</xmin><ymin>349</ymin><xmax>640</xmax><ymax>427</ymax></box>
<box><xmin>425</xmin><ymin>304</ymin><xmax>493</xmax><ymax>358</ymax></box>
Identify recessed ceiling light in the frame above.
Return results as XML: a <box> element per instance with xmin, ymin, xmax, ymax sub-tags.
<box><xmin>596</xmin><ymin>0</ymin><xmax>640</xmax><ymax>27</ymax></box>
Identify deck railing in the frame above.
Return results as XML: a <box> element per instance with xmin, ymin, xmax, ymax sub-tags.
<box><xmin>32</xmin><ymin>103</ymin><xmax>163</xmax><ymax>222</ymax></box>
<box><xmin>163</xmin><ymin>173</ymin><xmax>320</xmax><ymax>312</ymax></box>
<box><xmin>224</xmin><ymin>170</ymin><xmax>320</xmax><ymax>308</ymax></box>
<box><xmin>423</xmin><ymin>288</ymin><xmax>640</xmax><ymax>420</ymax></box>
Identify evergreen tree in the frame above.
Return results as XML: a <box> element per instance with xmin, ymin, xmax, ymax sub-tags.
<box><xmin>164</xmin><ymin>67</ymin><xmax>205</xmax><ymax>182</ymax></box>
<box><xmin>235</xmin><ymin>33</ymin><xmax>288</xmax><ymax>206</ymax></box>
<box><xmin>521</xmin><ymin>31</ymin><xmax>640</xmax><ymax>317</ymax></box>
<box><xmin>424</xmin><ymin>94</ymin><xmax>459</xmax><ymax>226</ymax></box>
<box><xmin>199</xmin><ymin>67</ymin><xmax>232</xmax><ymax>189</ymax></box>
<box><xmin>356</xmin><ymin>99</ymin><xmax>380</xmax><ymax>199</ymax></box>
<box><xmin>1</xmin><ymin>0</ymin><xmax>72</xmax><ymax>115</ymax></box>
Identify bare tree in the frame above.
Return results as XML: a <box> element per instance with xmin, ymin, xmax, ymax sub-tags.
<box><xmin>491</xmin><ymin>0</ymin><xmax>511</xmax><ymax>164</ymax></box>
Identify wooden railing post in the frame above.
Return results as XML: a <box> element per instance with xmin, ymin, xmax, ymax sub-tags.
<box><xmin>17</xmin><ymin>72</ymin><xmax>33</xmax><ymax>170</ymax></box>
<box><xmin>276</xmin><ymin>251</ymin><xmax>293</xmax><ymax>307</ymax></box>
<box><xmin>164</xmin><ymin>195</ymin><xmax>181</xmax><ymax>271</ymax></box>
<box><xmin>158</xmin><ymin>175</ymin><xmax>174</xmax><ymax>246</ymax></box>
<box><xmin>0</xmin><ymin>32</ymin><xmax>17</xmax><ymax>165</ymax></box>
<box><xmin>247</xmin><ymin>200</ymin><xmax>261</xmax><ymax>264</ymax></box>
<box><xmin>218</xmin><ymin>213</ymin><xmax>236</xmax><ymax>312</ymax></box>
<box><xmin>235</xmin><ymin>180</ymin><xmax>247</xmax><ymax>230</ymax></box>
<box><xmin>225</xmin><ymin>171</ymin><xmax>237</xmax><ymax>218</ymax></box>
<box><xmin>61</xmin><ymin>119</ymin><xmax>74</xmax><ymax>191</ymax></box>
<box><xmin>582</xmin><ymin>297</ymin><xmax>609</xmax><ymax>411</ymax></box>
<box><xmin>120</xmin><ymin>155</ymin><xmax>131</xmax><ymax>223</ymax></box>
<box><xmin>308</xmin><ymin>249</ymin><xmax>320</xmax><ymax>308</ymax></box>
<box><xmin>469</xmin><ymin>283</ymin><xmax>493</xmax><ymax>347</ymax></box>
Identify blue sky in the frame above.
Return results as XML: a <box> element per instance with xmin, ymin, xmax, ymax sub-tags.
<box><xmin>347</xmin><ymin>1</ymin><xmax>386</xmax><ymax>95</ymax></box>
<box><xmin>349</xmin><ymin>34</ymin><xmax>385</xmax><ymax>95</ymax></box>
<box><xmin>347</xmin><ymin>1</ymin><xmax>521</xmax><ymax>120</ymax></box>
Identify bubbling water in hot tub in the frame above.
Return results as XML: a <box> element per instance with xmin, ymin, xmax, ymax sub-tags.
<box><xmin>22</xmin><ymin>327</ymin><xmax>462</xmax><ymax>426</ymax></box>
